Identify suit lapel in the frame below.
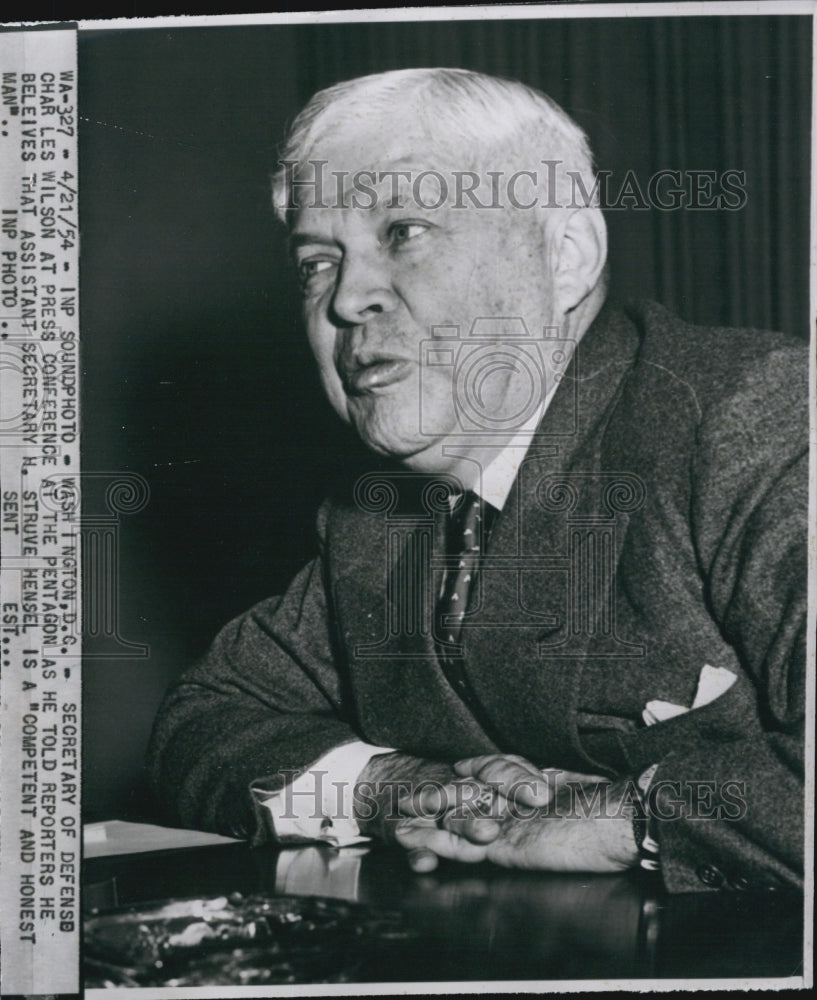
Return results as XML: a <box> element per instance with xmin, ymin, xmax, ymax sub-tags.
<box><xmin>458</xmin><ymin>303</ymin><xmax>645</xmax><ymax>764</ymax></box>
<box><xmin>330</xmin><ymin>476</ymin><xmax>499</xmax><ymax>757</ymax></box>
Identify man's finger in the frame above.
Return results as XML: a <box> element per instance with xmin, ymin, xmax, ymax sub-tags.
<box><xmin>454</xmin><ymin>753</ymin><xmax>517</xmax><ymax>776</ymax></box>
<box><xmin>407</xmin><ymin>848</ymin><xmax>439</xmax><ymax>873</ymax></box>
<box><xmin>397</xmin><ymin>778</ymin><xmax>484</xmax><ymax>818</ymax></box>
<box><xmin>439</xmin><ymin>809</ymin><xmax>502</xmax><ymax>843</ymax></box>
<box><xmin>543</xmin><ymin>768</ymin><xmax>610</xmax><ymax>787</ymax></box>
<box><xmin>454</xmin><ymin>755</ymin><xmax>553</xmax><ymax>807</ymax></box>
<box><xmin>394</xmin><ymin>821</ymin><xmax>491</xmax><ymax>863</ymax></box>
<box><xmin>454</xmin><ymin>753</ymin><xmax>535</xmax><ymax>771</ymax></box>
<box><xmin>455</xmin><ymin>757</ymin><xmax>612</xmax><ymax>806</ymax></box>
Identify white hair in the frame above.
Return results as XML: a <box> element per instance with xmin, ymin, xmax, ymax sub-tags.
<box><xmin>272</xmin><ymin>67</ymin><xmax>598</xmax><ymax>221</ymax></box>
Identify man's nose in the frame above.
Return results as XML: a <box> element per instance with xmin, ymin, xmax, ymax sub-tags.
<box><xmin>330</xmin><ymin>254</ymin><xmax>398</xmax><ymax>325</ymax></box>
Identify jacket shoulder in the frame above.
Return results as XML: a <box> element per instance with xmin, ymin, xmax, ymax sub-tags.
<box><xmin>623</xmin><ymin>299</ymin><xmax>807</xmax><ymax>412</ymax></box>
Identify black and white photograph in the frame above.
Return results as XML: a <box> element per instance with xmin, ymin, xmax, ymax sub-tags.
<box><xmin>0</xmin><ymin>3</ymin><xmax>813</xmax><ymax>994</ymax></box>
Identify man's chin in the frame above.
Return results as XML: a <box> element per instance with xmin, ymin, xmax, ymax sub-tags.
<box><xmin>354</xmin><ymin>421</ymin><xmax>449</xmax><ymax>469</ymax></box>
<box><xmin>361</xmin><ymin>432</ymin><xmax>437</xmax><ymax>463</ymax></box>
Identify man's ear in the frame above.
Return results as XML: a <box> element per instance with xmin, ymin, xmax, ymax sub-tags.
<box><xmin>549</xmin><ymin>207</ymin><xmax>608</xmax><ymax>314</ymax></box>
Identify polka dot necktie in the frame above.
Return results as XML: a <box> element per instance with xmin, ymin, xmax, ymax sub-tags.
<box><xmin>438</xmin><ymin>491</ymin><xmax>498</xmax><ymax>648</ymax></box>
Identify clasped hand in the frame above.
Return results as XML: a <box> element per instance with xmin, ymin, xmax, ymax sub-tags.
<box><xmin>355</xmin><ymin>752</ymin><xmax>639</xmax><ymax>874</ymax></box>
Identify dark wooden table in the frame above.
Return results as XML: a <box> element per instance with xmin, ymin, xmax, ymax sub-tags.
<box><xmin>84</xmin><ymin>839</ymin><xmax>804</xmax><ymax>986</ymax></box>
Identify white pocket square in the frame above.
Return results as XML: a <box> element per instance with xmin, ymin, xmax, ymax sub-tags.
<box><xmin>643</xmin><ymin>664</ymin><xmax>737</xmax><ymax>727</ymax></box>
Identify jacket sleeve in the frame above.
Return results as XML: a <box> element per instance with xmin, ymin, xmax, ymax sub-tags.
<box><xmin>648</xmin><ymin>345</ymin><xmax>807</xmax><ymax>893</ymax></box>
<box><xmin>145</xmin><ymin>502</ymin><xmax>363</xmax><ymax>843</ymax></box>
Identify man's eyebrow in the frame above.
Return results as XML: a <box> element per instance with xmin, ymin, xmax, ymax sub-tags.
<box><xmin>288</xmin><ymin>232</ymin><xmax>338</xmax><ymax>251</ymax></box>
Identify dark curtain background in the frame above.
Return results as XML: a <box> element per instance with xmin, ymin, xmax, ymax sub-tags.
<box><xmin>78</xmin><ymin>16</ymin><xmax>812</xmax><ymax>820</ymax></box>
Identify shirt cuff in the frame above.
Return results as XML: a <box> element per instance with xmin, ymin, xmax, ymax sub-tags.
<box><xmin>636</xmin><ymin>763</ymin><xmax>661</xmax><ymax>871</ymax></box>
<box><xmin>261</xmin><ymin>741</ymin><xmax>395</xmax><ymax>848</ymax></box>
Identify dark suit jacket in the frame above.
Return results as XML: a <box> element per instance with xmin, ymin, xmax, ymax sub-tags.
<box><xmin>147</xmin><ymin>300</ymin><xmax>807</xmax><ymax>893</ymax></box>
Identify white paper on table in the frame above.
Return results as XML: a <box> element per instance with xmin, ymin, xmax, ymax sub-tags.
<box><xmin>83</xmin><ymin>820</ymin><xmax>240</xmax><ymax>858</ymax></box>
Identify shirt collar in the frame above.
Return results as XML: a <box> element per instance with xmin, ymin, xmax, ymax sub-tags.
<box><xmin>470</xmin><ymin>401</ymin><xmax>546</xmax><ymax>511</ymax></box>
<box><xmin>448</xmin><ymin>332</ymin><xmax>578</xmax><ymax>511</ymax></box>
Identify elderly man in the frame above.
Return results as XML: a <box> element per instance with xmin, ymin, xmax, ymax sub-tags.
<box><xmin>147</xmin><ymin>68</ymin><xmax>806</xmax><ymax>893</ymax></box>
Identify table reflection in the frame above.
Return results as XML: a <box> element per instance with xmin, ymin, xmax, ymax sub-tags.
<box><xmin>252</xmin><ymin>843</ymin><xmax>647</xmax><ymax>979</ymax></box>
<box><xmin>84</xmin><ymin>839</ymin><xmax>803</xmax><ymax>984</ymax></box>
<box><xmin>273</xmin><ymin>845</ymin><xmax>367</xmax><ymax>901</ymax></box>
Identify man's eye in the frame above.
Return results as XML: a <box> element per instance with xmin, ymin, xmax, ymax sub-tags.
<box><xmin>387</xmin><ymin>222</ymin><xmax>428</xmax><ymax>246</ymax></box>
<box><xmin>298</xmin><ymin>258</ymin><xmax>335</xmax><ymax>283</ymax></box>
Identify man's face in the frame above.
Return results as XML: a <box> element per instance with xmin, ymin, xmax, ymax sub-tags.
<box><xmin>289</xmin><ymin>122</ymin><xmax>560</xmax><ymax>473</ymax></box>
